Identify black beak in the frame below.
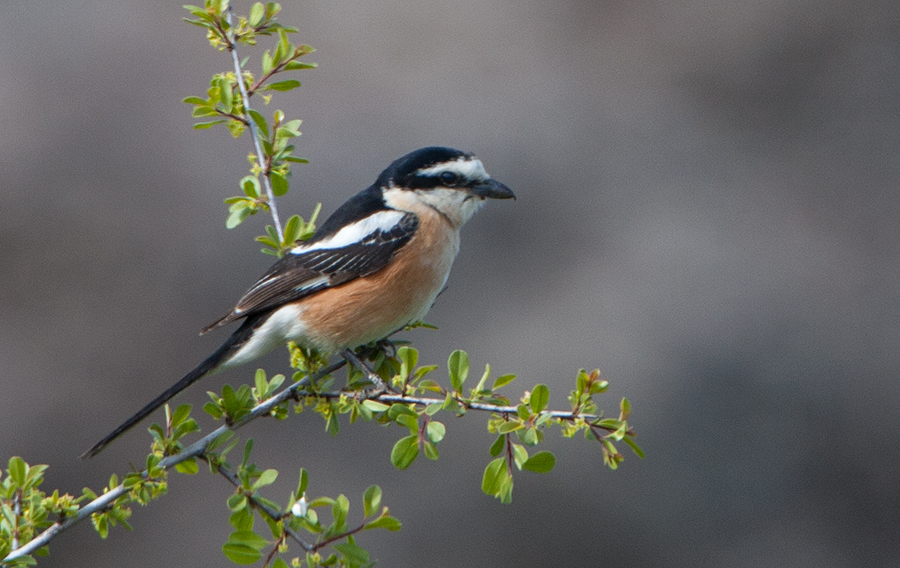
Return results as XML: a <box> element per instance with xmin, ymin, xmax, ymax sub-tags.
<box><xmin>472</xmin><ymin>178</ymin><xmax>516</xmax><ymax>200</ymax></box>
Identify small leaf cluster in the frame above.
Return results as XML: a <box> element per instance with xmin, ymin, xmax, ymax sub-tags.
<box><xmin>564</xmin><ymin>369</ymin><xmax>644</xmax><ymax>469</ymax></box>
<box><xmin>220</xmin><ymin>439</ymin><xmax>282</xmax><ymax>565</ymax></box>
<box><xmin>184</xmin><ymin>1</ymin><xmax>298</xmax><ymax>50</ymax></box>
<box><xmin>288</xmin><ymin>480</ymin><xmax>401</xmax><ymax>568</ymax></box>
<box><xmin>213</xmin><ymin>440</ymin><xmax>400</xmax><ymax>568</ymax></box>
<box><xmin>253</xmin><ymin>205</ymin><xmax>320</xmax><ymax>257</ymax></box>
<box><xmin>0</xmin><ymin>457</ymin><xmax>79</xmax><ymax>565</ymax></box>
<box><xmin>203</xmin><ymin>368</ymin><xmax>297</xmax><ymax>427</ymax></box>
<box><xmin>147</xmin><ymin>403</ymin><xmax>200</xmax><ymax>460</ymax></box>
<box><xmin>481</xmin><ymin>383</ymin><xmax>558</xmax><ymax>504</ymax></box>
<box><xmin>88</xmin><ymin>433</ymin><xmax>174</xmax><ymax>537</ymax></box>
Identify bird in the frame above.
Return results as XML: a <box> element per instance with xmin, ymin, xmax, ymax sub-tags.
<box><xmin>82</xmin><ymin>146</ymin><xmax>515</xmax><ymax>458</ymax></box>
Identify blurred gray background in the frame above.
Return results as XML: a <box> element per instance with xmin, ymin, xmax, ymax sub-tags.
<box><xmin>2</xmin><ymin>0</ymin><xmax>899</xmax><ymax>566</ymax></box>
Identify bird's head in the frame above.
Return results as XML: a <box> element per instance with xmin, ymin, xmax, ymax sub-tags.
<box><xmin>378</xmin><ymin>146</ymin><xmax>515</xmax><ymax>227</ymax></box>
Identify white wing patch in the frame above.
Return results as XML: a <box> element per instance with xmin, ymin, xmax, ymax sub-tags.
<box><xmin>290</xmin><ymin>210</ymin><xmax>407</xmax><ymax>254</ymax></box>
<box><xmin>416</xmin><ymin>157</ymin><xmax>488</xmax><ymax>181</ymax></box>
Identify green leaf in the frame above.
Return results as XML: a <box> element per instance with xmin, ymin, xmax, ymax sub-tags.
<box><xmin>395</xmin><ymin>413</ymin><xmax>418</xmax><ymax>432</ymax></box>
<box><xmin>492</xmin><ymin>374</ymin><xmax>516</xmax><ymax>389</ymax></box>
<box><xmin>499</xmin><ymin>472</ymin><xmax>514</xmax><ymax>504</ymax></box>
<box><xmin>530</xmin><ymin>384</ymin><xmax>550</xmax><ymax>413</ymax></box>
<box><xmin>175</xmin><ymin>458</ymin><xmax>199</xmax><ymax>475</ymax></box>
<box><xmin>252</xmin><ymin>469</ymin><xmax>278</xmax><ymax>490</ymax></box>
<box><xmin>242</xmin><ymin>438</ymin><xmax>254</xmax><ymax>466</ymax></box>
<box><xmin>241</xmin><ymin>175</ymin><xmax>261</xmax><ymax>197</ymax></box>
<box><xmin>228</xmin><ymin>494</ymin><xmax>249</xmax><ymax>511</ymax></box>
<box><xmin>512</xmin><ymin>443</ymin><xmax>529</xmax><ymax>468</ymax></box>
<box><xmin>425</xmin><ymin>420</ymin><xmax>445</xmax><ymax>443</ymax></box>
<box><xmin>222</xmin><ymin>543</ymin><xmax>262</xmax><ymax>565</ymax></box>
<box><xmin>8</xmin><ymin>456</ymin><xmax>26</xmax><ymax>486</ymax></box>
<box><xmin>522</xmin><ymin>451</ymin><xmax>556</xmax><ymax>473</ymax></box>
<box><xmin>23</xmin><ymin>464</ymin><xmax>47</xmax><ymax>490</ymax></box>
<box><xmin>229</xmin><ymin>507</ymin><xmax>254</xmax><ymax>531</ymax></box>
<box><xmin>325</xmin><ymin>409</ymin><xmax>340</xmax><ymax>436</ymax></box>
<box><xmin>365</xmin><ymin>515</ymin><xmax>402</xmax><ymax>531</ymax></box>
<box><xmin>334</xmin><ymin>541</ymin><xmax>369</xmax><ymax>565</ymax></box>
<box><xmin>254</xmin><ymin>368</ymin><xmax>268</xmax><ymax>397</ymax></box>
<box><xmin>191</xmin><ymin>104</ymin><xmax>218</xmax><ymax>117</ymax></box>
<box><xmin>497</xmin><ymin>420</ymin><xmax>523</xmax><ymax>434</ymax></box>
<box><xmin>219</xmin><ymin>79</ymin><xmax>233</xmax><ymax>111</ymax></box>
<box><xmin>362</xmin><ymin>485</ymin><xmax>382</xmax><ymax>518</ymax></box>
<box><xmin>521</xmin><ymin>426</ymin><xmax>541</xmax><ymax>446</ymax></box>
<box><xmin>388</xmin><ymin>403</ymin><xmax>418</xmax><ymax>418</ymax></box>
<box><xmin>362</xmin><ymin>400</ymin><xmax>390</xmax><ymax>413</ymax></box>
<box><xmin>397</xmin><ymin>346</ymin><xmax>417</xmax><ymax>381</ymax></box>
<box><xmin>279</xmin><ymin>119</ymin><xmax>303</xmax><ymax>136</ymax></box>
<box><xmin>474</xmin><ymin>364</ymin><xmax>491</xmax><ymax>393</ymax></box>
<box><xmin>183</xmin><ymin>5</ymin><xmax>208</xmax><ymax>18</ymax></box>
<box><xmin>623</xmin><ymin>435</ymin><xmax>645</xmax><ymax>458</ymax></box>
<box><xmin>448</xmin><ymin>350</ymin><xmax>469</xmax><ymax>392</ymax></box>
<box><xmin>193</xmin><ymin>119</ymin><xmax>227</xmax><ymax>129</ymax></box>
<box><xmin>332</xmin><ymin>494</ymin><xmax>349</xmax><ymax>532</ymax></box>
<box><xmin>270</xmin><ymin>172</ymin><xmax>289</xmax><ymax>196</ymax></box>
<box><xmin>424</xmin><ymin>441</ymin><xmax>439</xmax><ymax>460</ymax></box>
<box><xmin>247</xmin><ymin>109</ymin><xmax>269</xmax><ymax>139</ymax></box>
<box><xmin>284</xmin><ymin>60</ymin><xmax>318</xmax><ymax>70</ymax></box>
<box><xmin>620</xmin><ymin>397</ymin><xmax>632</xmax><ymax>420</ymax></box>
<box><xmin>227</xmin><ymin>205</ymin><xmax>252</xmax><ymax>229</ymax></box>
<box><xmin>204</xmin><ymin>401</ymin><xmax>223</xmax><ymax>419</ymax></box>
<box><xmin>265</xmin><ymin>79</ymin><xmax>301</xmax><ymax>92</ymax></box>
<box><xmin>489</xmin><ymin>434</ymin><xmax>505</xmax><ymax>457</ymax></box>
<box><xmin>390</xmin><ymin>435</ymin><xmax>420</xmax><ymax>470</ymax></box>
<box><xmin>282</xmin><ymin>214</ymin><xmax>302</xmax><ymax>244</ymax></box>
<box><xmin>183</xmin><ymin>96</ymin><xmax>209</xmax><ymax>105</ymax></box>
<box><xmin>228</xmin><ymin>530</ymin><xmax>269</xmax><ymax>550</ymax></box>
<box><xmin>249</xmin><ymin>2</ymin><xmax>265</xmax><ymax>26</ymax></box>
<box><xmin>296</xmin><ymin>468</ymin><xmax>309</xmax><ymax>497</ymax></box>
<box><xmin>293</xmin><ymin>43</ymin><xmax>315</xmax><ymax>56</ymax></box>
<box><xmin>171</xmin><ymin>404</ymin><xmax>192</xmax><ymax>426</ymax></box>
<box><xmin>481</xmin><ymin>457</ymin><xmax>508</xmax><ymax>496</ymax></box>
<box><xmin>94</xmin><ymin>513</ymin><xmax>109</xmax><ymax>538</ymax></box>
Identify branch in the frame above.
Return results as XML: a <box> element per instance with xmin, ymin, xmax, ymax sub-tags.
<box><xmin>225</xmin><ymin>5</ymin><xmax>283</xmax><ymax>240</ymax></box>
<box><xmin>2</xmin><ymin>360</ymin><xmax>346</xmax><ymax>564</ymax></box>
<box><xmin>380</xmin><ymin>393</ymin><xmax>591</xmax><ymax>421</ymax></box>
<box><xmin>5</xmin><ymin>348</ymin><xmax>626</xmax><ymax>564</ymax></box>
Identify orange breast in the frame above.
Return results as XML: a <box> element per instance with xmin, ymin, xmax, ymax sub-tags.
<box><xmin>297</xmin><ymin>207</ymin><xmax>460</xmax><ymax>352</ymax></box>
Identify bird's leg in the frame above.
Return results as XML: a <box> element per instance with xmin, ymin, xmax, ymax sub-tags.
<box><xmin>373</xmin><ymin>338</ymin><xmax>397</xmax><ymax>359</ymax></box>
<box><xmin>341</xmin><ymin>348</ymin><xmax>391</xmax><ymax>396</ymax></box>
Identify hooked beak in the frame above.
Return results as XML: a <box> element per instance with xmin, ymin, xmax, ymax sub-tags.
<box><xmin>472</xmin><ymin>178</ymin><xmax>516</xmax><ymax>200</ymax></box>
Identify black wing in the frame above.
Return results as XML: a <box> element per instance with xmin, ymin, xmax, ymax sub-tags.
<box><xmin>202</xmin><ymin>209</ymin><xmax>418</xmax><ymax>333</ymax></box>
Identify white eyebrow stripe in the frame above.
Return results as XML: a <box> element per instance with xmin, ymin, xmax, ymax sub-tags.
<box><xmin>290</xmin><ymin>210</ymin><xmax>406</xmax><ymax>254</ymax></box>
<box><xmin>416</xmin><ymin>158</ymin><xmax>487</xmax><ymax>180</ymax></box>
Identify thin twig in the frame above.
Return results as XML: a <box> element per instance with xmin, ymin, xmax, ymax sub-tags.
<box><xmin>225</xmin><ymin>5</ymin><xmax>283</xmax><ymax>240</ymax></box>
<box><xmin>212</xmin><ymin>461</ymin><xmax>314</xmax><ymax>552</ymax></box>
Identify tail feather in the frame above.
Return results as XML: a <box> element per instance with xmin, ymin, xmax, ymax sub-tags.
<box><xmin>81</xmin><ymin>316</ymin><xmax>263</xmax><ymax>459</ymax></box>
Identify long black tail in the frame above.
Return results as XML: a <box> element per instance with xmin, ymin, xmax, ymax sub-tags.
<box><xmin>81</xmin><ymin>316</ymin><xmax>263</xmax><ymax>459</ymax></box>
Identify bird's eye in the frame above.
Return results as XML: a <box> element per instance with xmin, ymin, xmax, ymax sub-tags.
<box><xmin>439</xmin><ymin>171</ymin><xmax>459</xmax><ymax>186</ymax></box>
